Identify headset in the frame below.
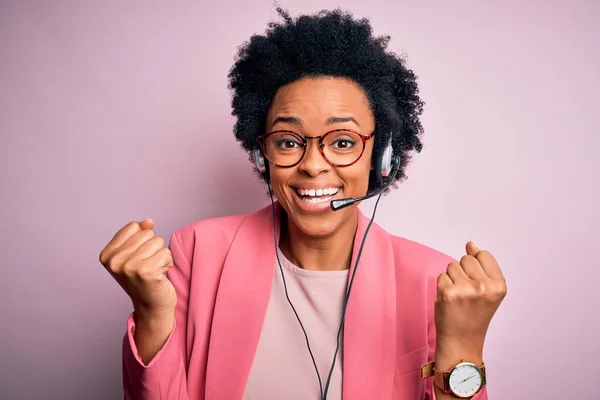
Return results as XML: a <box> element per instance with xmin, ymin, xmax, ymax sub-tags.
<box><xmin>254</xmin><ymin>136</ymin><xmax>400</xmax><ymax>400</ymax></box>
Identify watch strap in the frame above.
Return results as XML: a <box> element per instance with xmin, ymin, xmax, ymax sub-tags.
<box><xmin>420</xmin><ymin>361</ymin><xmax>435</xmax><ymax>380</ymax></box>
<box><xmin>434</xmin><ymin>367</ymin><xmax>452</xmax><ymax>393</ymax></box>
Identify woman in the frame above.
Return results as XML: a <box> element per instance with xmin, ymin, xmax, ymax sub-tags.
<box><xmin>99</xmin><ymin>9</ymin><xmax>506</xmax><ymax>399</ymax></box>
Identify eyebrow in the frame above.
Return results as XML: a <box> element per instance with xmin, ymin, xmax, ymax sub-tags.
<box><xmin>272</xmin><ymin>116</ymin><xmax>303</xmax><ymax>126</ymax></box>
<box><xmin>326</xmin><ymin>116</ymin><xmax>360</xmax><ymax>127</ymax></box>
<box><xmin>271</xmin><ymin>115</ymin><xmax>361</xmax><ymax>127</ymax></box>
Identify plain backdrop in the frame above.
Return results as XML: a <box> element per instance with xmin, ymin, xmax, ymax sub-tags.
<box><xmin>1</xmin><ymin>1</ymin><xmax>598</xmax><ymax>399</ymax></box>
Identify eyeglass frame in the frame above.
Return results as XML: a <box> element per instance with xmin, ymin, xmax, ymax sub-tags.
<box><xmin>256</xmin><ymin>129</ymin><xmax>375</xmax><ymax>168</ymax></box>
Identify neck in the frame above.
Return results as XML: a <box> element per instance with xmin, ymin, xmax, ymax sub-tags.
<box><xmin>279</xmin><ymin>209</ymin><xmax>358</xmax><ymax>271</ymax></box>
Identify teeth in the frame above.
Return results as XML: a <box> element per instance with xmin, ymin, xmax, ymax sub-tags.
<box><xmin>304</xmin><ymin>197</ymin><xmax>328</xmax><ymax>204</ymax></box>
<box><xmin>297</xmin><ymin>187</ymin><xmax>340</xmax><ymax>197</ymax></box>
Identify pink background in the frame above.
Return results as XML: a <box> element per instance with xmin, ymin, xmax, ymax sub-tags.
<box><xmin>1</xmin><ymin>1</ymin><xmax>598</xmax><ymax>399</ymax></box>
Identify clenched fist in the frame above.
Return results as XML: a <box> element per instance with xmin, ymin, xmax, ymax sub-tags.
<box><xmin>99</xmin><ymin>219</ymin><xmax>176</xmax><ymax>316</ymax></box>
<box><xmin>434</xmin><ymin>241</ymin><xmax>507</xmax><ymax>359</ymax></box>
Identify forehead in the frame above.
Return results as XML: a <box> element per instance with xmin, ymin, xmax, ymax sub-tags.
<box><xmin>266</xmin><ymin>77</ymin><xmax>374</xmax><ymax>127</ymax></box>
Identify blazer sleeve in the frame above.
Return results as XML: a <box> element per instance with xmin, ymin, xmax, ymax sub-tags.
<box><xmin>121</xmin><ymin>231</ymin><xmax>192</xmax><ymax>400</ymax></box>
<box><xmin>424</xmin><ymin>275</ymin><xmax>488</xmax><ymax>400</ymax></box>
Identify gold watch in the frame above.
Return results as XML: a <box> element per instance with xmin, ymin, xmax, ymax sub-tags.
<box><xmin>421</xmin><ymin>360</ymin><xmax>486</xmax><ymax>398</ymax></box>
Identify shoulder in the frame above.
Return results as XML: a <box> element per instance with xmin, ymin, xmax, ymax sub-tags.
<box><xmin>172</xmin><ymin>212</ymin><xmax>247</xmax><ymax>245</ymax></box>
<box><xmin>387</xmin><ymin>232</ymin><xmax>456</xmax><ymax>280</ymax></box>
<box><xmin>175</xmin><ymin>213</ymin><xmax>248</xmax><ymax>240</ymax></box>
<box><xmin>168</xmin><ymin>212</ymin><xmax>249</xmax><ymax>263</ymax></box>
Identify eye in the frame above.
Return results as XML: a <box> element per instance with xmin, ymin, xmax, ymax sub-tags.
<box><xmin>276</xmin><ymin>138</ymin><xmax>303</xmax><ymax>149</ymax></box>
<box><xmin>331</xmin><ymin>137</ymin><xmax>356</xmax><ymax>149</ymax></box>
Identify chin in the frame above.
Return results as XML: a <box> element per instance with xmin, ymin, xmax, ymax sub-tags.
<box><xmin>286</xmin><ymin>203</ymin><xmax>355</xmax><ymax>239</ymax></box>
<box><xmin>297</xmin><ymin>217</ymin><xmax>340</xmax><ymax>238</ymax></box>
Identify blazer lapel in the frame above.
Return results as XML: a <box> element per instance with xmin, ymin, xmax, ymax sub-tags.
<box><xmin>204</xmin><ymin>204</ymin><xmax>278</xmax><ymax>400</ymax></box>
<box><xmin>343</xmin><ymin>209</ymin><xmax>397</xmax><ymax>399</ymax></box>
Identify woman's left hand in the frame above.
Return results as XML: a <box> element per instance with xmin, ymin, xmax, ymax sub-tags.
<box><xmin>434</xmin><ymin>241</ymin><xmax>507</xmax><ymax>363</ymax></box>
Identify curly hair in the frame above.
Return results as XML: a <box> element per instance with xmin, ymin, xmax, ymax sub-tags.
<box><xmin>227</xmin><ymin>8</ymin><xmax>425</xmax><ymax>194</ymax></box>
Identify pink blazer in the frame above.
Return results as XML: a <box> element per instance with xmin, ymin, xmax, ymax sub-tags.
<box><xmin>122</xmin><ymin>204</ymin><xmax>488</xmax><ymax>399</ymax></box>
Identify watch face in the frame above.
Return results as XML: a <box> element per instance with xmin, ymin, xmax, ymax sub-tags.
<box><xmin>448</xmin><ymin>362</ymin><xmax>483</xmax><ymax>398</ymax></box>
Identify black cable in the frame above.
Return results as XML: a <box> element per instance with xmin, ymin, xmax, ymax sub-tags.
<box><xmin>322</xmin><ymin>192</ymin><xmax>382</xmax><ymax>399</ymax></box>
<box><xmin>268</xmin><ymin>182</ymin><xmax>382</xmax><ymax>400</ymax></box>
<box><xmin>268</xmin><ymin>184</ymin><xmax>324</xmax><ymax>398</ymax></box>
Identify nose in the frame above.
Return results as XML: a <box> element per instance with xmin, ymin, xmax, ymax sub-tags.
<box><xmin>297</xmin><ymin>139</ymin><xmax>330</xmax><ymax>177</ymax></box>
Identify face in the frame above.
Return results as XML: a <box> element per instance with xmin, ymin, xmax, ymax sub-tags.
<box><xmin>264</xmin><ymin>77</ymin><xmax>375</xmax><ymax>238</ymax></box>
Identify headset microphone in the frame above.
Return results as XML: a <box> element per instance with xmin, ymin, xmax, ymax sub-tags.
<box><xmin>330</xmin><ymin>155</ymin><xmax>400</xmax><ymax>211</ymax></box>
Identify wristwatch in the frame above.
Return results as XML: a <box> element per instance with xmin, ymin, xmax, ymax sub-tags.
<box><xmin>421</xmin><ymin>360</ymin><xmax>486</xmax><ymax>398</ymax></box>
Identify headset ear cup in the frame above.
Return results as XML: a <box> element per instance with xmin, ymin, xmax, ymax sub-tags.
<box><xmin>380</xmin><ymin>143</ymin><xmax>393</xmax><ymax>178</ymax></box>
<box><xmin>373</xmin><ymin>136</ymin><xmax>392</xmax><ymax>187</ymax></box>
<box><xmin>374</xmin><ymin>150</ymin><xmax>384</xmax><ymax>186</ymax></box>
<box><xmin>253</xmin><ymin>148</ymin><xmax>266</xmax><ymax>174</ymax></box>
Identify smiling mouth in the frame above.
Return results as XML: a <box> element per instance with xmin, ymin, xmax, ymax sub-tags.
<box><xmin>293</xmin><ymin>187</ymin><xmax>341</xmax><ymax>204</ymax></box>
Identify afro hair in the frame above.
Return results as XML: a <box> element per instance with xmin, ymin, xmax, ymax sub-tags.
<box><xmin>227</xmin><ymin>7</ymin><xmax>425</xmax><ymax>194</ymax></box>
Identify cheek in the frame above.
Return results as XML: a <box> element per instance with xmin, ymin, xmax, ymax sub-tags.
<box><xmin>345</xmin><ymin>160</ymin><xmax>372</xmax><ymax>191</ymax></box>
<box><xmin>268</xmin><ymin>168</ymin><xmax>291</xmax><ymax>197</ymax></box>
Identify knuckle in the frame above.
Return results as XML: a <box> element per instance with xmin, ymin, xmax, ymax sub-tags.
<box><xmin>492</xmin><ymin>281</ymin><xmax>508</xmax><ymax>299</ymax></box>
<box><xmin>126</xmin><ymin>221</ymin><xmax>141</xmax><ymax>233</ymax></box>
<box><xmin>460</xmin><ymin>255</ymin><xmax>476</xmax><ymax>265</ymax></box>
<box><xmin>440</xmin><ymin>287</ymin><xmax>458</xmax><ymax>301</ymax></box>
<box><xmin>99</xmin><ymin>250</ymin><xmax>107</xmax><ymax>265</ymax></box>
<box><xmin>106</xmin><ymin>256</ymin><xmax>121</xmax><ymax>273</ymax></box>
<box><xmin>471</xmin><ymin>280</ymin><xmax>487</xmax><ymax>296</ymax></box>
<box><xmin>148</xmin><ymin>248</ymin><xmax>170</xmax><ymax>267</ymax></box>
<box><xmin>152</xmin><ymin>248</ymin><xmax>166</xmax><ymax>261</ymax></box>
<box><xmin>137</xmin><ymin>267</ymin><xmax>154</xmax><ymax>281</ymax></box>
<box><xmin>478</xmin><ymin>250</ymin><xmax>492</xmax><ymax>258</ymax></box>
<box><xmin>160</xmin><ymin>248</ymin><xmax>173</xmax><ymax>266</ymax></box>
<box><xmin>447</xmin><ymin>261</ymin><xmax>459</xmax><ymax>272</ymax></box>
<box><xmin>492</xmin><ymin>280</ymin><xmax>505</xmax><ymax>291</ymax></box>
<box><xmin>154</xmin><ymin>235</ymin><xmax>165</xmax><ymax>248</ymax></box>
<box><xmin>436</xmin><ymin>273</ymin><xmax>445</xmax><ymax>284</ymax></box>
<box><xmin>122</xmin><ymin>260</ymin><xmax>139</xmax><ymax>277</ymax></box>
<box><xmin>142</xmin><ymin>229</ymin><xmax>156</xmax><ymax>241</ymax></box>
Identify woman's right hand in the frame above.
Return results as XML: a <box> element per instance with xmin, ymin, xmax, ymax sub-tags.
<box><xmin>99</xmin><ymin>219</ymin><xmax>177</xmax><ymax>318</ymax></box>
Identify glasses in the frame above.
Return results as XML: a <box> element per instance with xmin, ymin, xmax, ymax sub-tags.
<box><xmin>256</xmin><ymin>129</ymin><xmax>374</xmax><ymax>168</ymax></box>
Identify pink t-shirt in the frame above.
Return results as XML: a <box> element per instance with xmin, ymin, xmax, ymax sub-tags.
<box><xmin>243</xmin><ymin>249</ymin><xmax>349</xmax><ymax>400</ymax></box>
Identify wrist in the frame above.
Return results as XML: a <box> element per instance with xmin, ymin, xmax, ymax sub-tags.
<box><xmin>134</xmin><ymin>306</ymin><xmax>175</xmax><ymax>332</ymax></box>
<box><xmin>435</xmin><ymin>337</ymin><xmax>483</xmax><ymax>371</ymax></box>
<box><xmin>131</xmin><ymin>306</ymin><xmax>175</xmax><ymax>365</ymax></box>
